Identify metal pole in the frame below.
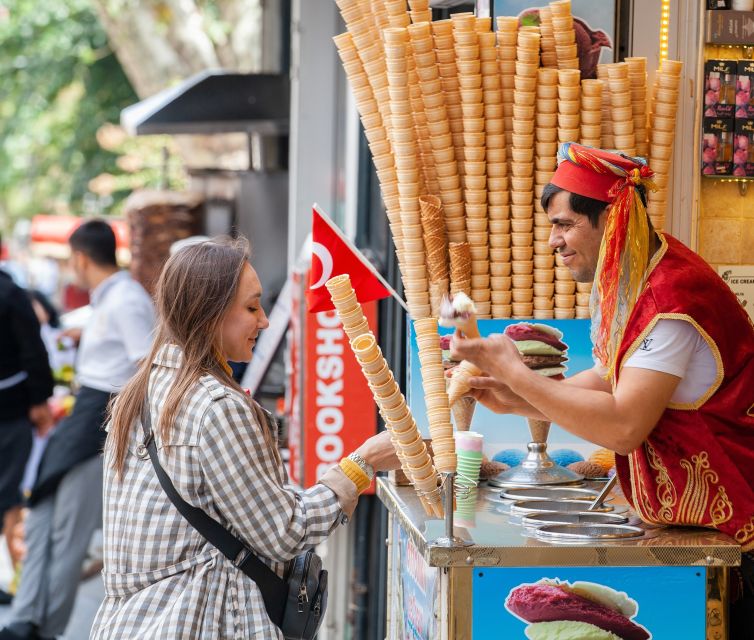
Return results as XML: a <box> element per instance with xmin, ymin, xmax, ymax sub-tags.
<box><xmin>432</xmin><ymin>473</ymin><xmax>473</xmax><ymax>548</ymax></box>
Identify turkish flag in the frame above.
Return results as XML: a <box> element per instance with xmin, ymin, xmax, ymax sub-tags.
<box><xmin>307</xmin><ymin>205</ymin><xmax>392</xmax><ymax>313</ymax></box>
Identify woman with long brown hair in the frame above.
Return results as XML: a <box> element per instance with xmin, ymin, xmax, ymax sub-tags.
<box><xmin>90</xmin><ymin>237</ymin><xmax>399</xmax><ymax>639</ymax></box>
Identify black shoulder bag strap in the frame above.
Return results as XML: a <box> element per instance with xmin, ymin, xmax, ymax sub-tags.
<box><xmin>139</xmin><ymin>401</ymin><xmax>287</xmax><ymax>624</ymax></box>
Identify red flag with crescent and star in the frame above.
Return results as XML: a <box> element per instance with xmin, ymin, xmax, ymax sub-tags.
<box><xmin>307</xmin><ymin>205</ymin><xmax>393</xmax><ymax>313</ymax></box>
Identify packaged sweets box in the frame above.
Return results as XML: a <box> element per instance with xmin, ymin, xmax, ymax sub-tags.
<box><xmin>734</xmin><ymin>118</ymin><xmax>754</xmax><ymax>176</ymax></box>
<box><xmin>737</xmin><ymin>60</ymin><xmax>754</xmax><ymax>118</ymax></box>
<box><xmin>703</xmin><ymin>117</ymin><xmax>734</xmax><ymax>175</ymax></box>
<box><xmin>705</xmin><ymin>59</ymin><xmax>737</xmax><ymax>118</ymax></box>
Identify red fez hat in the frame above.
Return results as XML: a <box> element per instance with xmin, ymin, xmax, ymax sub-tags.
<box><xmin>550</xmin><ymin>142</ymin><xmax>649</xmax><ymax>202</ymax></box>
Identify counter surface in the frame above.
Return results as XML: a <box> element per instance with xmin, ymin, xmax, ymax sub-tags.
<box><xmin>377</xmin><ymin>478</ymin><xmax>741</xmax><ymax>568</ymax></box>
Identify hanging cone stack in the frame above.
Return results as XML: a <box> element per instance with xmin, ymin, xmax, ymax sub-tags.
<box><xmin>539</xmin><ymin>7</ymin><xmax>558</xmax><ymax>69</ymax></box>
<box><xmin>420</xmin><ymin>195</ymin><xmax>450</xmax><ymax>315</ymax></box>
<box><xmin>449</xmin><ymin>241</ymin><xmax>472</xmax><ymax>297</ymax></box>
<box><xmin>648</xmin><ymin>59</ymin><xmax>683</xmax><ymax>231</ymax></box>
<box><xmin>327</xmin><ymin>275</ymin><xmax>443</xmax><ymax>517</ymax></box>
<box><xmin>580</xmin><ymin>78</ymin><xmax>603</xmax><ymax>148</ymax></box>
<box><xmin>496</xmin><ymin>17</ymin><xmax>518</xmax><ymax>150</ymax></box>
<box><xmin>452</xmin><ymin>14</ymin><xmax>491</xmax><ymax>319</ymax></box>
<box><xmin>606</xmin><ymin>62</ymin><xmax>636</xmax><ymax>156</ymax></box>
<box><xmin>509</xmin><ymin>28</ymin><xmax>539</xmax><ymax>320</ymax></box>
<box><xmin>532</xmin><ymin>67</ymin><xmax>559</xmax><ymax>320</ymax></box>
<box><xmin>409</xmin><ymin>23</ymin><xmax>465</xmax><ymax>242</ymax></box>
<box><xmin>597</xmin><ymin>64</ymin><xmax>615</xmax><ymax>149</ymax></box>
<box><xmin>549</xmin><ymin>0</ymin><xmax>579</xmax><ymax>71</ymax></box>
<box><xmin>626</xmin><ymin>57</ymin><xmax>649</xmax><ymax>157</ymax></box>
<box><xmin>414</xmin><ymin>318</ymin><xmax>456</xmax><ymax>473</ymax></box>
<box><xmin>480</xmin><ymin>28</ymin><xmax>511</xmax><ymax>319</ymax></box>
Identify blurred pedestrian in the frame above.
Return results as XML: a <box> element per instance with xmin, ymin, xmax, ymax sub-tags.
<box><xmin>0</xmin><ymin>220</ymin><xmax>155</xmax><ymax>640</ymax></box>
<box><xmin>0</xmin><ymin>272</ymin><xmax>54</xmax><ymax>606</ymax></box>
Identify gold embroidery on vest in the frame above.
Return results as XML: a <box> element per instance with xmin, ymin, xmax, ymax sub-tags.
<box><xmin>645</xmin><ymin>442</ymin><xmax>676</xmax><ymax>522</ymax></box>
<box><xmin>735</xmin><ymin>516</ymin><xmax>754</xmax><ymax>546</ymax></box>
<box><xmin>709</xmin><ymin>485</ymin><xmax>733</xmax><ymax>526</ymax></box>
<box><xmin>747</xmin><ymin>402</ymin><xmax>754</xmax><ymax>417</ymax></box>
<box><xmin>629</xmin><ymin>447</ymin><xmax>659</xmax><ymax>522</ymax></box>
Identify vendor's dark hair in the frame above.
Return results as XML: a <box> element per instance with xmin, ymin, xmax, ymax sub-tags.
<box><xmin>69</xmin><ymin>219</ymin><xmax>117</xmax><ymax>266</ymax></box>
<box><xmin>540</xmin><ymin>183</ymin><xmax>648</xmax><ymax>228</ymax></box>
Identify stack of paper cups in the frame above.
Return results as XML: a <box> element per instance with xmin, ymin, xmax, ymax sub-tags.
<box><xmin>648</xmin><ymin>59</ymin><xmax>683</xmax><ymax>231</ymax></box>
<box><xmin>597</xmin><ymin>64</ymin><xmax>615</xmax><ymax>149</ymax></box>
<box><xmin>496</xmin><ymin>17</ymin><xmax>518</xmax><ymax>149</ymax></box>
<box><xmin>454</xmin><ymin>486</ymin><xmax>478</xmax><ymax>528</ymax></box>
<box><xmin>408</xmin><ymin>0</ymin><xmax>431</xmax><ymax>24</ymax></box>
<box><xmin>409</xmin><ymin>24</ymin><xmax>465</xmax><ymax>243</ymax></box>
<box><xmin>539</xmin><ymin>7</ymin><xmax>558</xmax><ymax>68</ymax></box>
<box><xmin>455</xmin><ymin>431</ymin><xmax>484</xmax><ymax>488</ymax></box>
<box><xmin>606</xmin><ymin>62</ymin><xmax>636</xmax><ymax>156</ymax></box>
<box><xmin>575</xmin><ymin>281</ymin><xmax>592</xmax><ymax>319</ymax></box>
<box><xmin>508</xmin><ymin>28</ymin><xmax>539</xmax><ymax>319</ymax></box>
<box><xmin>625</xmin><ymin>57</ymin><xmax>649</xmax><ymax>157</ymax></box>
<box><xmin>532</xmin><ymin>67</ymin><xmax>558</xmax><ymax>319</ymax></box>
<box><xmin>549</xmin><ymin>0</ymin><xmax>579</xmax><ymax>71</ymax></box>
<box><xmin>580</xmin><ymin>79</ymin><xmax>603</xmax><ymax>147</ymax></box>
<box><xmin>415</xmin><ymin>318</ymin><xmax>457</xmax><ymax>473</ymax></box>
<box><xmin>453</xmin><ymin>15</ymin><xmax>491</xmax><ymax>319</ymax></box>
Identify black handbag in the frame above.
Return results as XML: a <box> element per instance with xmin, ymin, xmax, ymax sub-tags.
<box><xmin>139</xmin><ymin>402</ymin><xmax>328</xmax><ymax>640</ymax></box>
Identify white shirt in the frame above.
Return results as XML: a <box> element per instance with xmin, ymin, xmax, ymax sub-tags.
<box><xmin>76</xmin><ymin>271</ymin><xmax>155</xmax><ymax>393</ymax></box>
<box><xmin>595</xmin><ymin>319</ymin><xmax>718</xmax><ymax>405</ymax></box>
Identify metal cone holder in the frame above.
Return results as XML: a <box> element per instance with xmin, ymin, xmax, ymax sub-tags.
<box><xmin>488</xmin><ymin>418</ymin><xmax>584</xmax><ymax>488</ymax></box>
<box><xmin>432</xmin><ymin>472</ymin><xmax>474</xmax><ymax>547</ymax></box>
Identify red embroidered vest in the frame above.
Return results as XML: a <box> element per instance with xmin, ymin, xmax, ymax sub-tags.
<box><xmin>614</xmin><ymin>234</ymin><xmax>754</xmax><ymax>550</ymax></box>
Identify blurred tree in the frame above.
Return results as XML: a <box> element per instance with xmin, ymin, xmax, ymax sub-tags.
<box><xmin>0</xmin><ymin>0</ymin><xmax>165</xmax><ymax>225</ymax></box>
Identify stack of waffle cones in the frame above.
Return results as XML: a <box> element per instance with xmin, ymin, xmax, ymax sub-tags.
<box><xmin>509</xmin><ymin>28</ymin><xmax>539</xmax><ymax>319</ymax></box>
<box><xmin>626</xmin><ymin>57</ymin><xmax>649</xmax><ymax>157</ymax></box>
<box><xmin>580</xmin><ymin>79</ymin><xmax>603</xmax><ymax>147</ymax></box>
<box><xmin>550</xmin><ymin>0</ymin><xmax>579</xmax><ymax>71</ymax></box>
<box><xmin>597</xmin><ymin>64</ymin><xmax>615</xmax><ymax>149</ymax></box>
<box><xmin>648</xmin><ymin>59</ymin><xmax>683</xmax><ymax>231</ymax></box>
<box><xmin>452</xmin><ymin>15</ymin><xmax>491</xmax><ymax>319</ymax></box>
<box><xmin>414</xmin><ymin>318</ymin><xmax>456</xmax><ymax>472</ymax></box>
<box><xmin>326</xmin><ymin>275</ymin><xmax>443</xmax><ymax>517</ymax></box>
<box><xmin>408</xmin><ymin>0</ymin><xmax>431</xmax><ymax>25</ymax></box>
<box><xmin>449</xmin><ymin>241</ymin><xmax>472</xmax><ymax>296</ymax></box>
<box><xmin>575</xmin><ymin>281</ymin><xmax>592</xmax><ymax>319</ymax></box>
<box><xmin>496</xmin><ymin>17</ymin><xmax>518</xmax><ymax>150</ymax></box>
<box><xmin>606</xmin><ymin>62</ymin><xmax>637</xmax><ymax>156</ymax></box>
<box><xmin>538</xmin><ymin>7</ymin><xmax>558</xmax><ymax>69</ymax></box>
<box><xmin>420</xmin><ymin>194</ymin><xmax>449</xmax><ymax>315</ymax></box>
<box><xmin>532</xmin><ymin>67</ymin><xmax>559</xmax><ymax>319</ymax></box>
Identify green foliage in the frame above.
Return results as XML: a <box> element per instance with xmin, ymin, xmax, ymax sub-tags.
<box><xmin>0</xmin><ymin>0</ymin><xmax>173</xmax><ymax>227</ymax></box>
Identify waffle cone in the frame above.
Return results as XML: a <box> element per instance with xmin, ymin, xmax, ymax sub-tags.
<box><xmin>449</xmin><ymin>242</ymin><xmax>472</xmax><ymax>296</ymax></box>
<box><xmin>451</xmin><ymin>395</ymin><xmax>477</xmax><ymax>431</ymax></box>
<box><xmin>447</xmin><ymin>360</ymin><xmax>482</xmax><ymax>406</ymax></box>
<box><xmin>429</xmin><ymin>279</ymin><xmax>449</xmax><ymax>317</ymax></box>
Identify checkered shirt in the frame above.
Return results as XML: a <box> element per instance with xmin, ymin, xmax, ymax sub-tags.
<box><xmin>90</xmin><ymin>344</ymin><xmax>345</xmax><ymax>639</ymax></box>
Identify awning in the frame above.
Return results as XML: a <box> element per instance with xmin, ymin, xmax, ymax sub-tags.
<box><xmin>29</xmin><ymin>215</ymin><xmax>130</xmax><ymax>261</ymax></box>
<box><xmin>121</xmin><ymin>70</ymin><xmax>289</xmax><ymax>136</ymax></box>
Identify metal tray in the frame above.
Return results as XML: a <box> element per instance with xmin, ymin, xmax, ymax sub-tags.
<box><xmin>534</xmin><ymin>523</ymin><xmax>645</xmax><ymax>541</ymax></box>
<box><xmin>501</xmin><ymin>486</ymin><xmax>601</xmax><ymax>502</ymax></box>
<box><xmin>522</xmin><ymin>512</ymin><xmax>629</xmax><ymax>528</ymax></box>
<box><xmin>510</xmin><ymin>499</ymin><xmax>615</xmax><ymax>516</ymax></box>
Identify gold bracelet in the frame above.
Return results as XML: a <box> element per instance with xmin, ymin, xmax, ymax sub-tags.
<box><xmin>339</xmin><ymin>458</ymin><xmax>371</xmax><ymax>493</ymax></box>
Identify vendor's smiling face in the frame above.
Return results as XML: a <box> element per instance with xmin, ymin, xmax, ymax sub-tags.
<box><xmin>547</xmin><ymin>190</ymin><xmax>608</xmax><ymax>283</ymax></box>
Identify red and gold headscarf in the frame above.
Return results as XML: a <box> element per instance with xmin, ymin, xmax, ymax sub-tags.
<box><xmin>551</xmin><ymin>142</ymin><xmax>657</xmax><ymax>379</ymax></box>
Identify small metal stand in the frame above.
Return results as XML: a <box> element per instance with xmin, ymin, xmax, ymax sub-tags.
<box><xmin>432</xmin><ymin>472</ymin><xmax>474</xmax><ymax>548</ymax></box>
<box><xmin>488</xmin><ymin>419</ymin><xmax>584</xmax><ymax>488</ymax></box>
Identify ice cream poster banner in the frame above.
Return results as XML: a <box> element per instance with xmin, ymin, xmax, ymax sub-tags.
<box><xmin>472</xmin><ymin>566</ymin><xmax>706</xmax><ymax>639</ymax></box>
<box><xmin>390</xmin><ymin>519</ymin><xmax>440</xmax><ymax>640</ymax></box>
<box><xmin>492</xmin><ymin>1</ymin><xmax>615</xmax><ymax>77</ymax></box>
<box><xmin>407</xmin><ymin>319</ymin><xmax>600</xmax><ymax>463</ymax></box>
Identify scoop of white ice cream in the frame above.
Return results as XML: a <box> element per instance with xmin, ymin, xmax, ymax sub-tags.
<box><xmin>525</xmin><ymin>621</ymin><xmax>621</xmax><ymax>640</ymax></box>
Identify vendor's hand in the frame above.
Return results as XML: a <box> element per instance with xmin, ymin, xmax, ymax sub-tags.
<box><xmin>29</xmin><ymin>402</ymin><xmax>54</xmax><ymax>436</ymax></box>
<box><xmin>465</xmin><ymin>375</ymin><xmax>522</xmax><ymax>414</ymax></box>
<box><xmin>451</xmin><ymin>331</ymin><xmax>527</xmax><ymax>385</ymax></box>
<box><xmin>355</xmin><ymin>430</ymin><xmax>401</xmax><ymax>473</ymax></box>
<box><xmin>59</xmin><ymin>327</ymin><xmax>82</xmax><ymax>345</ymax></box>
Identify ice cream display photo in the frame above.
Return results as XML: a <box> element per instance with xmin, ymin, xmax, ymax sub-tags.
<box><xmin>504</xmin><ymin>322</ymin><xmax>569</xmax><ymax>378</ymax></box>
<box><xmin>505</xmin><ymin>579</ymin><xmax>651</xmax><ymax>640</ymax></box>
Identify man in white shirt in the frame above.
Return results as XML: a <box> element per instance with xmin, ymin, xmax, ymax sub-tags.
<box><xmin>1</xmin><ymin>220</ymin><xmax>155</xmax><ymax>640</ymax></box>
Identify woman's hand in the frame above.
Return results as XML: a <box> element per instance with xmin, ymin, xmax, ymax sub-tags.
<box><xmin>355</xmin><ymin>430</ymin><xmax>401</xmax><ymax>472</ymax></box>
<box><xmin>451</xmin><ymin>331</ymin><xmax>527</xmax><ymax>386</ymax></box>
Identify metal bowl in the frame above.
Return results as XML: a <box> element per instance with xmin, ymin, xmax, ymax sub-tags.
<box><xmin>510</xmin><ymin>499</ymin><xmax>616</xmax><ymax>516</ymax></box>
<box><xmin>522</xmin><ymin>511</ymin><xmax>628</xmax><ymax>528</ymax></box>
<box><xmin>534</xmin><ymin>523</ymin><xmax>645</xmax><ymax>542</ymax></box>
<box><xmin>501</xmin><ymin>486</ymin><xmax>601</xmax><ymax>502</ymax></box>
